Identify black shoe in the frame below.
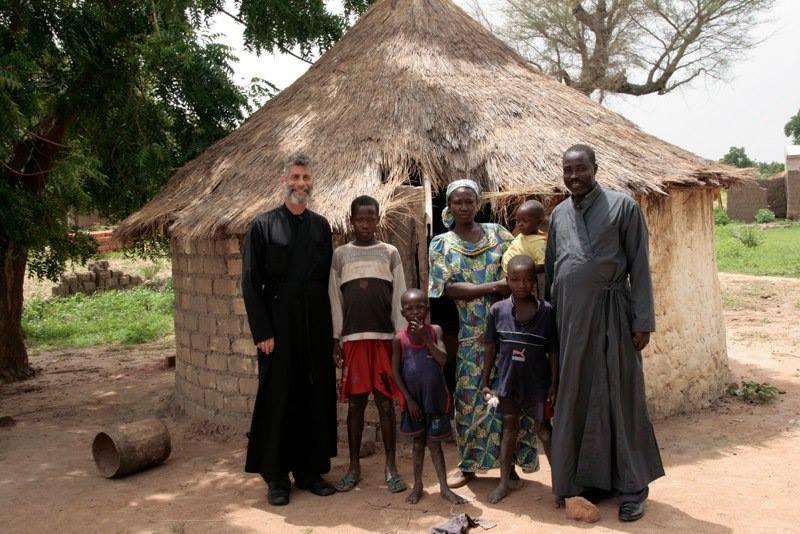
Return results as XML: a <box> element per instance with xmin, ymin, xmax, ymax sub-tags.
<box><xmin>619</xmin><ymin>501</ymin><xmax>645</xmax><ymax>522</ymax></box>
<box><xmin>267</xmin><ymin>480</ymin><xmax>291</xmax><ymax>506</ymax></box>
<box><xmin>294</xmin><ymin>474</ymin><xmax>336</xmax><ymax>497</ymax></box>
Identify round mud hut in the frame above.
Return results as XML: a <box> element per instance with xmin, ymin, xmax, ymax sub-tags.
<box><xmin>117</xmin><ymin>0</ymin><xmax>746</xmax><ymax>430</ymax></box>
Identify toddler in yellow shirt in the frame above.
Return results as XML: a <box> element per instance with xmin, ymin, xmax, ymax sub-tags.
<box><xmin>501</xmin><ymin>200</ymin><xmax>547</xmax><ymax>281</ymax></box>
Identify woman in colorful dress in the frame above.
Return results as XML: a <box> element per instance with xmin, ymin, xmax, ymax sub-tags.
<box><xmin>428</xmin><ymin>179</ymin><xmax>540</xmax><ymax>487</ymax></box>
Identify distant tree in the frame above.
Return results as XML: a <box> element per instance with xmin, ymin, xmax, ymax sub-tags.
<box><xmin>477</xmin><ymin>0</ymin><xmax>775</xmax><ymax>100</ymax></box>
<box><xmin>722</xmin><ymin>147</ymin><xmax>757</xmax><ymax>169</ymax></box>
<box><xmin>758</xmin><ymin>161</ymin><xmax>784</xmax><ymax>178</ymax></box>
<box><xmin>785</xmin><ymin>109</ymin><xmax>800</xmax><ymax>145</ymax></box>
<box><xmin>0</xmin><ymin>0</ymin><xmax>374</xmax><ymax>382</ymax></box>
<box><xmin>720</xmin><ymin>147</ymin><xmax>784</xmax><ymax>179</ymax></box>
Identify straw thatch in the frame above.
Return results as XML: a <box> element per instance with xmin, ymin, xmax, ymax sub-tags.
<box><xmin>116</xmin><ymin>0</ymin><xmax>746</xmax><ymax>242</ymax></box>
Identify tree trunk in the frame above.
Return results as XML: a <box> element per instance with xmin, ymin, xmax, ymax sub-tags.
<box><xmin>0</xmin><ymin>240</ymin><xmax>34</xmax><ymax>382</ymax></box>
<box><xmin>0</xmin><ymin>114</ymin><xmax>72</xmax><ymax>382</ymax></box>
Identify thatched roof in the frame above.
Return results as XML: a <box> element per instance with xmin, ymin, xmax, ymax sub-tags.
<box><xmin>117</xmin><ymin>0</ymin><xmax>746</xmax><ymax>241</ymax></box>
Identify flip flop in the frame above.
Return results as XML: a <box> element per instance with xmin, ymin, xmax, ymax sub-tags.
<box><xmin>334</xmin><ymin>473</ymin><xmax>361</xmax><ymax>492</ymax></box>
<box><xmin>386</xmin><ymin>474</ymin><xmax>408</xmax><ymax>493</ymax></box>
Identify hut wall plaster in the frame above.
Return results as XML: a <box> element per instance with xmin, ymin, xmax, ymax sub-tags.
<box><xmin>641</xmin><ymin>189</ymin><xmax>729</xmax><ymax>416</ymax></box>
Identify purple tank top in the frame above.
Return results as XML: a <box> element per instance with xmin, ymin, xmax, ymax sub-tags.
<box><xmin>399</xmin><ymin>327</ymin><xmax>450</xmax><ymax>415</ymax></box>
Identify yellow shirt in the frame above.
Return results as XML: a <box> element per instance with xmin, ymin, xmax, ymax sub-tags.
<box><xmin>501</xmin><ymin>233</ymin><xmax>547</xmax><ymax>274</ymax></box>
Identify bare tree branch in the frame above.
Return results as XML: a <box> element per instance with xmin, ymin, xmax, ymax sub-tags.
<box><xmin>494</xmin><ymin>0</ymin><xmax>775</xmax><ymax>98</ymax></box>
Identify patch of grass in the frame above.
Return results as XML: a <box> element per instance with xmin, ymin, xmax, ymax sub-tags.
<box><xmin>716</xmin><ymin>222</ymin><xmax>800</xmax><ymax>277</ymax></box>
<box><xmin>727</xmin><ymin>381</ymin><xmax>779</xmax><ymax>404</ymax></box>
<box><xmin>22</xmin><ymin>286</ymin><xmax>174</xmax><ymax>348</ymax></box>
<box><xmin>714</xmin><ymin>206</ymin><xmax>731</xmax><ymax>225</ymax></box>
<box><xmin>721</xmin><ymin>291</ymin><xmax>740</xmax><ymax>309</ymax></box>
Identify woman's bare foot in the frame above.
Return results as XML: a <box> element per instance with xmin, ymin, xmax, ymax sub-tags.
<box><xmin>441</xmin><ymin>488</ymin><xmax>468</xmax><ymax>504</ymax></box>
<box><xmin>446</xmin><ymin>470</ymin><xmax>475</xmax><ymax>488</ymax></box>
<box><xmin>487</xmin><ymin>482</ymin><xmax>510</xmax><ymax>504</ymax></box>
<box><xmin>406</xmin><ymin>484</ymin><xmax>424</xmax><ymax>504</ymax></box>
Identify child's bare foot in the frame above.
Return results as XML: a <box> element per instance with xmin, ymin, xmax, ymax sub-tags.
<box><xmin>487</xmin><ymin>483</ymin><xmax>510</xmax><ymax>504</ymax></box>
<box><xmin>406</xmin><ymin>484</ymin><xmax>424</xmax><ymax>504</ymax></box>
<box><xmin>441</xmin><ymin>489</ymin><xmax>468</xmax><ymax>504</ymax></box>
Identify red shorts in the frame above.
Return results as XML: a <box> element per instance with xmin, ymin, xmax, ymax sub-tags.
<box><xmin>339</xmin><ymin>339</ymin><xmax>399</xmax><ymax>401</ymax></box>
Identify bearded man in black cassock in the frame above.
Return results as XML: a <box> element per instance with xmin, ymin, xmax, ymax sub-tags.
<box><xmin>242</xmin><ymin>152</ymin><xmax>337</xmax><ymax>506</ymax></box>
<box><xmin>545</xmin><ymin>144</ymin><xmax>664</xmax><ymax>522</ymax></box>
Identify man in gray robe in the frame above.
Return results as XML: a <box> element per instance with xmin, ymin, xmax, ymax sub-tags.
<box><xmin>545</xmin><ymin>144</ymin><xmax>664</xmax><ymax>522</ymax></box>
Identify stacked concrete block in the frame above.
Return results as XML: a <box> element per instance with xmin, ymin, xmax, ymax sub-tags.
<box><xmin>51</xmin><ymin>261</ymin><xmax>143</xmax><ymax>297</ymax></box>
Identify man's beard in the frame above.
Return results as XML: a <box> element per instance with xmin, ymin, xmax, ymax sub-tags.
<box><xmin>286</xmin><ymin>185</ymin><xmax>311</xmax><ymax>206</ymax></box>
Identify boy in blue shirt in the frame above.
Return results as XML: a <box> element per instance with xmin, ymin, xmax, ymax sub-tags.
<box><xmin>480</xmin><ymin>254</ymin><xmax>558</xmax><ymax>504</ymax></box>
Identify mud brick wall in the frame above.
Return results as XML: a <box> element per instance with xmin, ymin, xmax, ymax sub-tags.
<box><xmin>765</xmin><ymin>176</ymin><xmax>787</xmax><ymax>219</ymax></box>
<box><xmin>788</xmin><ymin>169</ymin><xmax>800</xmax><ymax>220</ymax></box>
<box><xmin>171</xmin><ymin>236</ymin><xmax>259</xmax><ymax>430</ymax></box>
<box><xmin>727</xmin><ymin>180</ymin><xmax>767</xmax><ymax>222</ymax></box>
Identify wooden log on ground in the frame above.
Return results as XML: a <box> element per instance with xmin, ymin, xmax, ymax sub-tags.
<box><xmin>92</xmin><ymin>418</ymin><xmax>171</xmax><ymax>478</ymax></box>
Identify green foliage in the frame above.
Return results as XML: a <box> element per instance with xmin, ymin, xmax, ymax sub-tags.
<box><xmin>757</xmin><ymin>161</ymin><xmax>784</xmax><ymax>179</ymax></box>
<box><xmin>716</xmin><ymin>223</ymin><xmax>800</xmax><ymax>277</ymax></box>
<box><xmin>22</xmin><ymin>286</ymin><xmax>174</xmax><ymax>348</ymax></box>
<box><xmin>141</xmin><ymin>261</ymin><xmax>164</xmax><ymax>281</ymax></box>
<box><xmin>714</xmin><ymin>207</ymin><xmax>731</xmax><ymax>226</ymax></box>
<box><xmin>786</xmin><ymin>109</ymin><xmax>800</xmax><ymax>144</ymax></box>
<box><xmin>727</xmin><ymin>381</ymin><xmax>779</xmax><ymax>404</ymax></box>
<box><xmin>754</xmin><ymin>208</ymin><xmax>776</xmax><ymax>224</ymax></box>
<box><xmin>721</xmin><ymin>146</ymin><xmax>756</xmax><ymax>169</ymax></box>
<box><xmin>731</xmin><ymin>226</ymin><xmax>764</xmax><ymax>248</ymax></box>
<box><xmin>0</xmin><ymin>0</ymin><xmax>377</xmax><ymax>285</ymax></box>
<box><xmin>720</xmin><ymin>147</ymin><xmax>785</xmax><ymax>179</ymax></box>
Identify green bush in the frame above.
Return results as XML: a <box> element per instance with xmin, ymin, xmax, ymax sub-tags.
<box><xmin>731</xmin><ymin>226</ymin><xmax>764</xmax><ymax>248</ymax></box>
<box><xmin>714</xmin><ymin>207</ymin><xmax>731</xmax><ymax>225</ymax></box>
<box><xmin>754</xmin><ymin>208</ymin><xmax>776</xmax><ymax>224</ymax></box>
<box><xmin>727</xmin><ymin>381</ymin><xmax>779</xmax><ymax>404</ymax></box>
<box><xmin>23</xmin><ymin>286</ymin><xmax>174</xmax><ymax>348</ymax></box>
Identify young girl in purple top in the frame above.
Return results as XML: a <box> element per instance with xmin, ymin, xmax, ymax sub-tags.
<box><xmin>480</xmin><ymin>255</ymin><xmax>559</xmax><ymax>504</ymax></box>
<box><xmin>392</xmin><ymin>289</ymin><xmax>467</xmax><ymax>505</ymax></box>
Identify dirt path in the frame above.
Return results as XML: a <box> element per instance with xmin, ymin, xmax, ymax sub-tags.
<box><xmin>1</xmin><ymin>273</ymin><xmax>799</xmax><ymax>533</ymax></box>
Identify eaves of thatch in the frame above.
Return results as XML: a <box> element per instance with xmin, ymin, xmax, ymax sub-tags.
<box><xmin>116</xmin><ymin>0</ymin><xmax>748</xmax><ymax>243</ymax></box>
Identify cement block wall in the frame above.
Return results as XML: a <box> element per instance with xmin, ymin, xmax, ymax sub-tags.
<box><xmin>171</xmin><ymin>236</ymin><xmax>258</xmax><ymax>430</ymax></box>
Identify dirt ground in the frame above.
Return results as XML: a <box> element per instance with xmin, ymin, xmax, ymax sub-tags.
<box><xmin>1</xmin><ymin>272</ymin><xmax>799</xmax><ymax>533</ymax></box>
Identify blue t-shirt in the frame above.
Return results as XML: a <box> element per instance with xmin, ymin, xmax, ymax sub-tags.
<box><xmin>485</xmin><ymin>296</ymin><xmax>557</xmax><ymax>402</ymax></box>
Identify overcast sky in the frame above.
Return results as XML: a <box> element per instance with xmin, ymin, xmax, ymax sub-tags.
<box><xmin>210</xmin><ymin>0</ymin><xmax>800</xmax><ymax>164</ymax></box>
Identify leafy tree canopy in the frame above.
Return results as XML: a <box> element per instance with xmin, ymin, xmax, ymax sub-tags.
<box><xmin>720</xmin><ymin>146</ymin><xmax>784</xmax><ymax>179</ymax></box>
<box><xmin>785</xmin><ymin>109</ymin><xmax>800</xmax><ymax>145</ymax></box>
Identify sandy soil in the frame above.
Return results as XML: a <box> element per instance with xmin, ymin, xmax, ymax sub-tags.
<box><xmin>1</xmin><ymin>272</ymin><xmax>799</xmax><ymax>533</ymax></box>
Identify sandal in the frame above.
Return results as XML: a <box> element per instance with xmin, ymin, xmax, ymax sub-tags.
<box><xmin>334</xmin><ymin>473</ymin><xmax>361</xmax><ymax>492</ymax></box>
<box><xmin>386</xmin><ymin>474</ymin><xmax>408</xmax><ymax>493</ymax></box>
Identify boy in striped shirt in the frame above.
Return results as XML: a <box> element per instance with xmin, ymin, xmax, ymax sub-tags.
<box><xmin>329</xmin><ymin>195</ymin><xmax>407</xmax><ymax>493</ymax></box>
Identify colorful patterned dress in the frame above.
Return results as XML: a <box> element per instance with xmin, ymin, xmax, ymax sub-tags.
<box><xmin>428</xmin><ymin>223</ymin><xmax>539</xmax><ymax>473</ymax></box>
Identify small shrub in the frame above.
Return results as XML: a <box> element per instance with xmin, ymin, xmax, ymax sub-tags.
<box><xmin>754</xmin><ymin>208</ymin><xmax>776</xmax><ymax>224</ymax></box>
<box><xmin>141</xmin><ymin>261</ymin><xmax>163</xmax><ymax>281</ymax></box>
<box><xmin>731</xmin><ymin>226</ymin><xmax>763</xmax><ymax>248</ymax></box>
<box><xmin>727</xmin><ymin>381</ymin><xmax>779</xmax><ymax>404</ymax></box>
<box><xmin>714</xmin><ymin>207</ymin><xmax>731</xmax><ymax>225</ymax></box>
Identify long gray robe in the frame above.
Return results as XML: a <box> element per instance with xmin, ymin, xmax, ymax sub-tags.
<box><xmin>545</xmin><ymin>185</ymin><xmax>664</xmax><ymax>497</ymax></box>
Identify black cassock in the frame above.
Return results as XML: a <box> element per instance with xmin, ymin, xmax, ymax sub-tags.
<box><xmin>242</xmin><ymin>204</ymin><xmax>337</xmax><ymax>482</ymax></box>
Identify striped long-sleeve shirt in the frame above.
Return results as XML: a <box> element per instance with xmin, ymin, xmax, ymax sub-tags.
<box><xmin>328</xmin><ymin>242</ymin><xmax>407</xmax><ymax>342</ymax></box>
